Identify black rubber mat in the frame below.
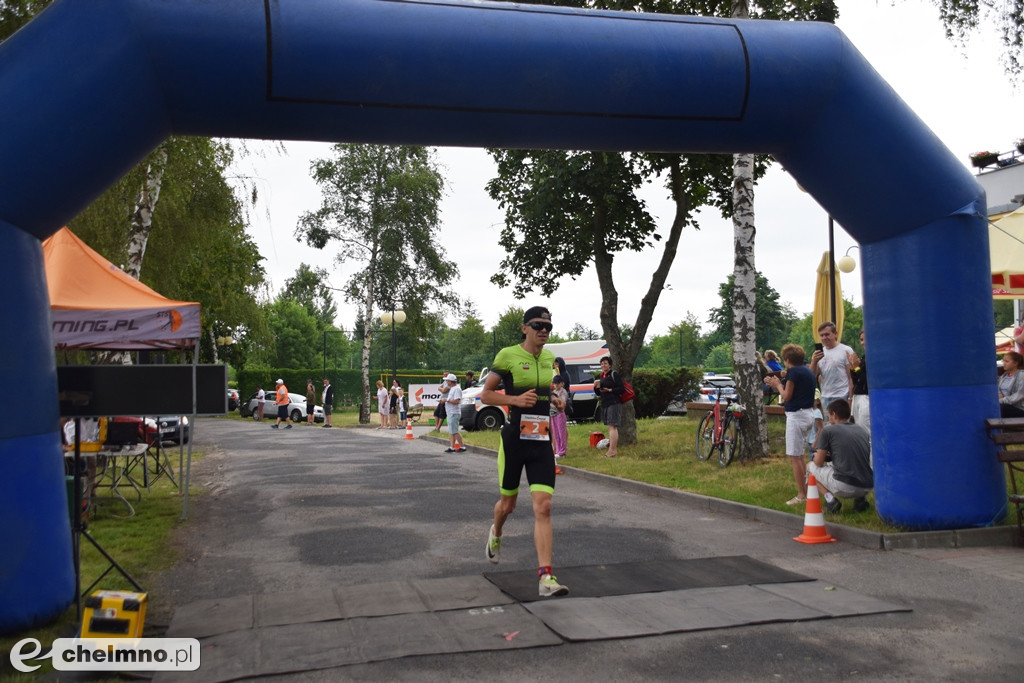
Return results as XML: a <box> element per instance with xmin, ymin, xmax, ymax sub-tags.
<box><xmin>483</xmin><ymin>555</ymin><xmax>812</xmax><ymax>603</ymax></box>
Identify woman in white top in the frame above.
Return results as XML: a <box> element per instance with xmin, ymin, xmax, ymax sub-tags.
<box><xmin>376</xmin><ymin>380</ymin><xmax>389</xmax><ymax>428</ymax></box>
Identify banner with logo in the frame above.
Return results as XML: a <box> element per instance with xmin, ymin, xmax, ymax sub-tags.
<box><xmin>409</xmin><ymin>383</ymin><xmax>446</xmax><ymax>408</ymax></box>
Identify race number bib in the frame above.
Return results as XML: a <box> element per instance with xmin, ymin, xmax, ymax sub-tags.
<box><xmin>519</xmin><ymin>414</ymin><xmax>550</xmax><ymax>441</ymax></box>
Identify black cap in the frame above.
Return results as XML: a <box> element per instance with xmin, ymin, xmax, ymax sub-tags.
<box><xmin>523</xmin><ymin>306</ymin><xmax>551</xmax><ymax>324</ymax></box>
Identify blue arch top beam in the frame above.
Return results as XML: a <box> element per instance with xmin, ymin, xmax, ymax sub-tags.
<box><xmin>0</xmin><ymin>0</ymin><xmax>1004</xmax><ymax>633</ymax></box>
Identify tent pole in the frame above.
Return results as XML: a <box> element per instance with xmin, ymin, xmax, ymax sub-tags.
<box><xmin>182</xmin><ymin>341</ymin><xmax>198</xmax><ymax>520</ymax></box>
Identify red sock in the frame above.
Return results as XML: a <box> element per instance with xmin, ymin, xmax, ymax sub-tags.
<box><xmin>538</xmin><ymin>566</ymin><xmax>553</xmax><ymax>577</ymax></box>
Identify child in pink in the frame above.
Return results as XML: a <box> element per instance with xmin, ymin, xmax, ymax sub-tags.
<box><xmin>550</xmin><ymin>375</ymin><xmax>569</xmax><ymax>458</ymax></box>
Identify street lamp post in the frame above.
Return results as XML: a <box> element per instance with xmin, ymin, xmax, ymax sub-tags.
<box><xmin>380</xmin><ymin>308</ymin><xmax>406</xmax><ymax>386</ymax></box>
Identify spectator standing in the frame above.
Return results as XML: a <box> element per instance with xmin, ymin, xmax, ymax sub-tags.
<box><xmin>464</xmin><ymin>371</ymin><xmax>478</xmax><ymax>388</ymax></box>
<box><xmin>272</xmin><ymin>379</ymin><xmax>293</xmax><ymax>429</ymax></box>
<box><xmin>998</xmin><ymin>351</ymin><xmax>1024</xmax><ymax>418</ymax></box>
<box><xmin>433</xmin><ymin>372</ymin><xmax>450</xmax><ymax>431</ymax></box>
<box><xmin>376</xmin><ymin>380</ymin><xmax>389</xmax><ymax>429</ymax></box>
<box><xmin>810</xmin><ymin>321</ymin><xmax>853</xmax><ymax>415</ymax></box>
<box><xmin>765</xmin><ymin>344</ymin><xmax>816</xmax><ymax>506</ymax></box>
<box><xmin>389</xmin><ymin>379</ymin><xmax>400</xmax><ymax>429</ymax></box>
<box><xmin>256</xmin><ymin>384</ymin><xmax>266</xmax><ymax>421</ymax></box>
<box><xmin>321</xmin><ymin>378</ymin><xmax>334</xmax><ymax>428</ymax></box>
<box><xmin>395</xmin><ymin>381</ymin><xmax>406</xmax><ymax>423</ymax></box>
<box><xmin>811</xmin><ymin>398</ymin><xmax>873</xmax><ymax>514</ymax></box>
<box><xmin>550</xmin><ymin>374</ymin><xmax>569</xmax><ymax>460</ymax></box>
<box><xmin>305</xmin><ymin>380</ymin><xmax>316</xmax><ymax>425</ymax></box>
<box><xmin>594</xmin><ymin>356</ymin><xmax>624</xmax><ymax>457</ymax></box>
<box><xmin>848</xmin><ymin>330</ymin><xmax>870</xmax><ymax>433</ymax></box>
<box><xmin>443</xmin><ymin>374</ymin><xmax>466</xmax><ymax>452</ymax></box>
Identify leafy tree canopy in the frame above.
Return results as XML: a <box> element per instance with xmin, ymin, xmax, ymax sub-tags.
<box><xmin>706</xmin><ymin>271</ymin><xmax>797</xmax><ymax>352</ymax></box>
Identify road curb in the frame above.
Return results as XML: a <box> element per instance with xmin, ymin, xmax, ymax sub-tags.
<box><xmin>423</xmin><ymin>435</ymin><xmax>1019</xmax><ymax>550</ymax></box>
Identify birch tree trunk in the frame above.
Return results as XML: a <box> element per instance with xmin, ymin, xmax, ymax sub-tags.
<box><xmin>729</xmin><ymin>0</ymin><xmax>768</xmax><ymax>460</ymax></box>
<box><xmin>125</xmin><ymin>144</ymin><xmax>168</xmax><ymax>280</ymax></box>
<box><xmin>731</xmin><ymin>152</ymin><xmax>768</xmax><ymax>459</ymax></box>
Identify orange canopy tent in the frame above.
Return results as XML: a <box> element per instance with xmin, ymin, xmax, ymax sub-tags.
<box><xmin>43</xmin><ymin>227</ymin><xmax>200</xmax><ymax>349</ymax></box>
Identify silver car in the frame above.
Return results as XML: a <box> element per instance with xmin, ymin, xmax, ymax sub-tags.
<box><xmin>244</xmin><ymin>392</ymin><xmax>324</xmax><ymax>423</ymax></box>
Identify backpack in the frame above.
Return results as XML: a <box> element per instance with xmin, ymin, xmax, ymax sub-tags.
<box><xmin>620</xmin><ymin>380</ymin><xmax>636</xmax><ymax>403</ymax></box>
<box><xmin>610</xmin><ymin>371</ymin><xmax>635</xmax><ymax>403</ymax></box>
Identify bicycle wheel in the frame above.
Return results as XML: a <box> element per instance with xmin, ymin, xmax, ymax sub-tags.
<box><xmin>718</xmin><ymin>414</ymin><xmax>740</xmax><ymax>467</ymax></box>
<box><xmin>696</xmin><ymin>412</ymin><xmax>715</xmax><ymax>461</ymax></box>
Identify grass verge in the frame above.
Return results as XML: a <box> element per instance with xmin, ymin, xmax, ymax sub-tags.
<box><xmin>0</xmin><ymin>456</ymin><xmax>199</xmax><ymax>680</ymax></box>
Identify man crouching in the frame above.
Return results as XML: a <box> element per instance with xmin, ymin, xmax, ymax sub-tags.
<box><xmin>810</xmin><ymin>398</ymin><xmax>873</xmax><ymax>514</ymax></box>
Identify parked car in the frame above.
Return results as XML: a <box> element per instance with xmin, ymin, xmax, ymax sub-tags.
<box><xmin>695</xmin><ymin>374</ymin><xmax>737</xmax><ymax>402</ymax></box>
<box><xmin>242</xmin><ymin>391</ymin><xmax>324</xmax><ymax>423</ymax></box>
<box><xmin>227</xmin><ymin>388</ymin><xmax>239</xmax><ymax>412</ymax></box>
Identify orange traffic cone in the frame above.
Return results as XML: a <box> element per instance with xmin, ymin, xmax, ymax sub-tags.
<box><xmin>404</xmin><ymin>418</ymin><xmax>415</xmax><ymax>440</ymax></box>
<box><xmin>794</xmin><ymin>474</ymin><xmax>837</xmax><ymax>544</ymax></box>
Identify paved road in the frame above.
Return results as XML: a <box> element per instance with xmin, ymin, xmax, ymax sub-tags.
<box><xmin>153</xmin><ymin>419</ymin><xmax>1022</xmax><ymax>681</ymax></box>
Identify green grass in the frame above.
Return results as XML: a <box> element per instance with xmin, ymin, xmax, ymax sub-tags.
<box><xmin>441</xmin><ymin>414</ymin><xmax>1019</xmax><ymax>535</ymax></box>
<box><xmin>0</xmin><ymin>459</ymin><xmax>198</xmax><ymax>680</ymax></box>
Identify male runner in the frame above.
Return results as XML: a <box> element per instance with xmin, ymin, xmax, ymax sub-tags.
<box><xmin>481</xmin><ymin>306</ymin><xmax>568</xmax><ymax>598</ymax></box>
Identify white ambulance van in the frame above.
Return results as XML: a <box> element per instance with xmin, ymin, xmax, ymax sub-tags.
<box><xmin>458</xmin><ymin>340</ymin><xmax>608</xmax><ymax>430</ymax></box>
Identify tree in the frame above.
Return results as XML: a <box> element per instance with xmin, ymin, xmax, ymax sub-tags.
<box><xmin>488</xmin><ymin>147</ymin><xmax>756</xmax><ymax>446</ymax></box>
<box><xmin>295</xmin><ymin>144</ymin><xmax>452</xmax><ymax>422</ymax></box>
<box><xmin>282</xmin><ymin>263</ymin><xmax>338</xmax><ymax>329</ymax></box>
<box><xmin>492</xmin><ymin>306</ymin><xmax>527</xmax><ymax>351</ymax></box>
<box><xmin>68</xmin><ymin>136</ymin><xmax>268</xmax><ymax>367</ymax></box>
<box><xmin>645</xmin><ymin>315</ymin><xmax>704</xmax><ymax>367</ymax></box>
<box><xmin>932</xmin><ymin>1</ymin><xmax>1024</xmax><ymax>78</ymax></box>
<box><xmin>707</xmin><ymin>272</ymin><xmax>797</xmax><ymax>352</ymax></box>
<box><xmin>265</xmin><ymin>299</ymin><xmax>320</xmax><ymax>368</ymax></box>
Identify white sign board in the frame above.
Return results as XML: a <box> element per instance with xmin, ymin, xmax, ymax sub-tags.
<box><xmin>409</xmin><ymin>383</ymin><xmax>446</xmax><ymax>408</ymax></box>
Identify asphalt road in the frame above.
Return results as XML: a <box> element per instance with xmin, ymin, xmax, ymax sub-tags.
<box><xmin>152</xmin><ymin>418</ymin><xmax>1022</xmax><ymax>681</ymax></box>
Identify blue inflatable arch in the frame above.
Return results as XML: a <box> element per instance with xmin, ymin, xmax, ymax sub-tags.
<box><xmin>0</xmin><ymin>0</ymin><xmax>1005</xmax><ymax>631</ymax></box>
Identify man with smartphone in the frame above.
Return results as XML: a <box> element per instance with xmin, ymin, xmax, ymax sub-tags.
<box><xmin>810</xmin><ymin>321</ymin><xmax>854</xmax><ymax>416</ymax></box>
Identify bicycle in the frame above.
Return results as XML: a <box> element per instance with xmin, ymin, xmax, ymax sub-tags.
<box><xmin>695</xmin><ymin>389</ymin><xmax>744</xmax><ymax>467</ymax></box>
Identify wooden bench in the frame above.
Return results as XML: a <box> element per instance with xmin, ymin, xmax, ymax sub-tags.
<box><xmin>983</xmin><ymin>417</ymin><xmax>1024</xmax><ymax>540</ymax></box>
<box><xmin>407</xmin><ymin>403</ymin><xmax>424</xmax><ymax>423</ymax></box>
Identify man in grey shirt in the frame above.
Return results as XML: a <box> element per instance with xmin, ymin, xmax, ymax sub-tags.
<box><xmin>810</xmin><ymin>398</ymin><xmax>873</xmax><ymax>514</ymax></box>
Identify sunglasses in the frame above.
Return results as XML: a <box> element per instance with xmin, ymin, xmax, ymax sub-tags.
<box><xmin>526</xmin><ymin>321</ymin><xmax>553</xmax><ymax>332</ymax></box>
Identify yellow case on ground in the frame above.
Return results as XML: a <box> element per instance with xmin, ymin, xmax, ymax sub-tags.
<box><xmin>81</xmin><ymin>590</ymin><xmax>147</xmax><ymax>638</ymax></box>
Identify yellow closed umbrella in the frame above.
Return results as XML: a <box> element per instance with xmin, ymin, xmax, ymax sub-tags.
<box><xmin>812</xmin><ymin>251</ymin><xmax>844</xmax><ymax>343</ymax></box>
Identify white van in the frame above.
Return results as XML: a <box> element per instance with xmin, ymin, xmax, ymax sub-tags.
<box><xmin>458</xmin><ymin>340</ymin><xmax>608</xmax><ymax>430</ymax></box>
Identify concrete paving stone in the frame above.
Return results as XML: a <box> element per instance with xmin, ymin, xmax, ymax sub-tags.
<box><xmin>155</xmin><ymin>629</ymin><xmax>258</xmax><ymax>683</ymax></box>
<box><xmin>684</xmin><ymin>584</ymin><xmax>826</xmax><ymax>625</ymax></box>
<box><xmin>410</xmin><ymin>575</ymin><xmax>515</xmax><ymax>611</ymax></box>
<box><xmin>444</xmin><ymin>602</ymin><xmax>564</xmax><ymax>651</ymax></box>
<box><xmin>334</xmin><ymin>580</ymin><xmax>428</xmax><ymax>618</ymax></box>
<box><xmin>257</xmin><ymin>620</ymin><xmax>361</xmax><ymax>675</ymax></box>
<box><xmin>755</xmin><ymin>579</ymin><xmax>912</xmax><ymax>617</ymax></box>
<box><xmin>255</xmin><ymin>588</ymin><xmax>344</xmax><ymax>628</ymax></box>
<box><xmin>164</xmin><ymin>594</ymin><xmax>253</xmax><ymax>639</ymax></box>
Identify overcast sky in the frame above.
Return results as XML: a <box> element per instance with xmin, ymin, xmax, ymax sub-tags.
<box><xmin>231</xmin><ymin>0</ymin><xmax>1024</xmax><ymax>340</ymax></box>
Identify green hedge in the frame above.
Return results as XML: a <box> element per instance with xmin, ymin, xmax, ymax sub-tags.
<box><xmin>236</xmin><ymin>368</ymin><xmax>470</xmax><ymax>408</ymax></box>
<box><xmin>630</xmin><ymin>367</ymin><xmax>702</xmax><ymax>418</ymax></box>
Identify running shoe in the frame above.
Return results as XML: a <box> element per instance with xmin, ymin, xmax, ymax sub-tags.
<box><xmin>457</xmin><ymin>447</ymin><xmax>468</xmax><ymax>452</ymax></box>
<box><xmin>853</xmin><ymin>497</ymin><xmax>870</xmax><ymax>513</ymax></box>
<box><xmin>825</xmin><ymin>497</ymin><xmax>842</xmax><ymax>514</ymax></box>
<box><xmin>486</xmin><ymin>524</ymin><xmax>501</xmax><ymax>564</ymax></box>
<box><xmin>444</xmin><ymin>448</ymin><xmax>455</xmax><ymax>453</ymax></box>
<box><xmin>285</xmin><ymin>425</ymin><xmax>292</xmax><ymax>429</ymax></box>
<box><xmin>271</xmin><ymin>425</ymin><xmax>279</xmax><ymax>429</ymax></box>
<box><xmin>538</xmin><ymin>573</ymin><xmax>569</xmax><ymax>597</ymax></box>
